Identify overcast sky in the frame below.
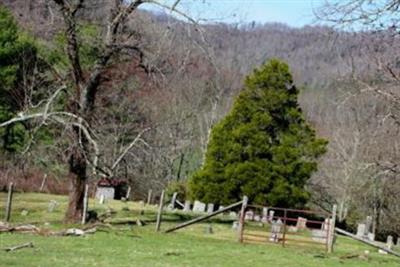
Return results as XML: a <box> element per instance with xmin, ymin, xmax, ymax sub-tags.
<box><xmin>142</xmin><ymin>0</ymin><xmax>325</xmax><ymax>27</ymax></box>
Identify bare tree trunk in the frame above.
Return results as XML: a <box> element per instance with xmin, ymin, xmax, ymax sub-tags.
<box><xmin>65</xmin><ymin>135</ymin><xmax>88</xmax><ymax>222</ymax></box>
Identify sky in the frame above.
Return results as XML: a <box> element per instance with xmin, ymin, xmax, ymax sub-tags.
<box><xmin>142</xmin><ymin>0</ymin><xmax>326</xmax><ymax>28</ymax></box>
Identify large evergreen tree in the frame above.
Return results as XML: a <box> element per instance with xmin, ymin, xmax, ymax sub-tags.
<box><xmin>189</xmin><ymin>59</ymin><xmax>327</xmax><ymax>207</ymax></box>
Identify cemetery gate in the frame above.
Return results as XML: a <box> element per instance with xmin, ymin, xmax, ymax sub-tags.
<box><xmin>239</xmin><ymin>204</ymin><xmax>336</xmax><ymax>252</ymax></box>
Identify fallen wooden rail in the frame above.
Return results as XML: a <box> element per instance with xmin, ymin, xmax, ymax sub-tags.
<box><xmin>165</xmin><ymin>199</ymin><xmax>245</xmax><ymax>233</ymax></box>
<box><xmin>3</xmin><ymin>242</ymin><xmax>34</xmax><ymax>252</ymax></box>
<box><xmin>335</xmin><ymin>227</ymin><xmax>400</xmax><ymax>258</ymax></box>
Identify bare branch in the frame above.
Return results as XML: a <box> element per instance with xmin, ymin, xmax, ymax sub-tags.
<box><xmin>111</xmin><ymin>127</ymin><xmax>151</xmax><ymax>171</ymax></box>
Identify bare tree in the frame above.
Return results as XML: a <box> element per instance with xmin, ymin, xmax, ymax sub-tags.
<box><xmin>0</xmin><ymin>0</ymin><xmax>207</xmax><ymax>222</ymax></box>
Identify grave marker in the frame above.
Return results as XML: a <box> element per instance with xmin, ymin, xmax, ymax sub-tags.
<box><xmin>387</xmin><ymin>235</ymin><xmax>394</xmax><ymax>250</ymax></box>
<box><xmin>48</xmin><ymin>200</ymin><xmax>58</xmax><ymax>212</ymax></box>
<box><xmin>268</xmin><ymin>210</ymin><xmax>275</xmax><ymax>222</ymax></box>
<box><xmin>193</xmin><ymin>200</ymin><xmax>206</xmax><ymax>213</ymax></box>
<box><xmin>296</xmin><ymin>217</ymin><xmax>307</xmax><ymax>229</ymax></box>
<box><xmin>183</xmin><ymin>200</ymin><xmax>191</xmax><ymax>212</ymax></box>
<box><xmin>207</xmin><ymin>203</ymin><xmax>214</xmax><ymax>214</ymax></box>
<box><xmin>270</xmin><ymin>219</ymin><xmax>283</xmax><ymax>242</ymax></box>
<box><xmin>356</xmin><ymin>223</ymin><xmax>366</xmax><ymax>238</ymax></box>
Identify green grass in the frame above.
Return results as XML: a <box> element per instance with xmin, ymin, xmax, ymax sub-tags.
<box><xmin>0</xmin><ymin>192</ymin><xmax>399</xmax><ymax>267</ymax></box>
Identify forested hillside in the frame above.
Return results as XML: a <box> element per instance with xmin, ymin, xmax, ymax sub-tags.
<box><xmin>1</xmin><ymin>0</ymin><xmax>399</xmax><ymax>238</ymax></box>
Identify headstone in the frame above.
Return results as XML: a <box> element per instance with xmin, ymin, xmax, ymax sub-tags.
<box><xmin>21</xmin><ymin>210</ymin><xmax>29</xmax><ymax>216</ymax></box>
<box><xmin>367</xmin><ymin>232</ymin><xmax>375</xmax><ymax>241</ymax></box>
<box><xmin>311</xmin><ymin>229</ymin><xmax>327</xmax><ymax>243</ymax></box>
<box><xmin>365</xmin><ymin>216</ymin><xmax>372</xmax><ymax>233</ymax></box>
<box><xmin>296</xmin><ymin>217</ymin><xmax>307</xmax><ymax>229</ymax></box>
<box><xmin>386</xmin><ymin>235</ymin><xmax>394</xmax><ymax>250</ymax></box>
<box><xmin>268</xmin><ymin>210</ymin><xmax>275</xmax><ymax>222</ymax></box>
<box><xmin>262</xmin><ymin>207</ymin><xmax>268</xmax><ymax>222</ymax></box>
<box><xmin>397</xmin><ymin>237</ymin><xmax>400</xmax><ymax>247</ymax></box>
<box><xmin>192</xmin><ymin>200</ymin><xmax>206</xmax><ymax>213</ymax></box>
<box><xmin>245</xmin><ymin>210</ymin><xmax>254</xmax><ymax>221</ymax></box>
<box><xmin>270</xmin><ymin>219</ymin><xmax>283</xmax><ymax>242</ymax></box>
<box><xmin>205</xmin><ymin>224</ymin><xmax>213</xmax><ymax>234</ymax></box>
<box><xmin>356</xmin><ymin>223</ymin><xmax>366</xmax><ymax>238</ymax></box>
<box><xmin>207</xmin><ymin>203</ymin><xmax>214</xmax><ymax>214</ymax></box>
<box><xmin>183</xmin><ymin>200</ymin><xmax>191</xmax><ymax>212</ymax></box>
<box><xmin>322</xmin><ymin>218</ymin><xmax>333</xmax><ymax>231</ymax></box>
<box><xmin>95</xmin><ymin>187</ymin><xmax>115</xmax><ymax>200</ymax></box>
<box><xmin>232</xmin><ymin>221</ymin><xmax>239</xmax><ymax>230</ymax></box>
<box><xmin>48</xmin><ymin>200</ymin><xmax>58</xmax><ymax>212</ymax></box>
<box><xmin>254</xmin><ymin>214</ymin><xmax>261</xmax><ymax>222</ymax></box>
<box><xmin>218</xmin><ymin>205</ymin><xmax>225</xmax><ymax>211</ymax></box>
<box><xmin>288</xmin><ymin>226</ymin><xmax>298</xmax><ymax>232</ymax></box>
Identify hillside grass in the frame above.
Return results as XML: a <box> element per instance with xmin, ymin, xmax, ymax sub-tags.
<box><xmin>0</xmin><ymin>192</ymin><xmax>399</xmax><ymax>267</ymax></box>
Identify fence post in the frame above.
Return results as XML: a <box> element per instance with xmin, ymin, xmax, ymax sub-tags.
<box><xmin>282</xmin><ymin>209</ymin><xmax>287</xmax><ymax>247</ymax></box>
<box><xmin>147</xmin><ymin>189</ymin><xmax>153</xmax><ymax>205</ymax></box>
<box><xmin>155</xmin><ymin>190</ymin><xmax>165</xmax><ymax>232</ymax></box>
<box><xmin>170</xmin><ymin>192</ymin><xmax>178</xmax><ymax>209</ymax></box>
<box><xmin>81</xmin><ymin>184</ymin><xmax>89</xmax><ymax>225</ymax></box>
<box><xmin>5</xmin><ymin>182</ymin><xmax>14</xmax><ymax>222</ymax></box>
<box><xmin>39</xmin><ymin>174</ymin><xmax>47</xmax><ymax>192</ymax></box>
<box><xmin>238</xmin><ymin>196</ymin><xmax>248</xmax><ymax>243</ymax></box>
<box><xmin>125</xmin><ymin>186</ymin><xmax>131</xmax><ymax>200</ymax></box>
<box><xmin>328</xmin><ymin>204</ymin><xmax>337</xmax><ymax>253</ymax></box>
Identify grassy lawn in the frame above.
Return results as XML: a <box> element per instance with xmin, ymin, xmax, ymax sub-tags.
<box><xmin>0</xmin><ymin>192</ymin><xmax>399</xmax><ymax>267</ymax></box>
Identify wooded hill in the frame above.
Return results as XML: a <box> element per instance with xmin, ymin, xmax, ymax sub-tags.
<box><xmin>1</xmin><ymin>1</ymin><xmax>399</xmax><ymax>240</ymax></box>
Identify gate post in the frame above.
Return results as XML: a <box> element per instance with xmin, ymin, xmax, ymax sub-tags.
<box><xmin>328</xmin><ymin>204</ymin><xmax>337</xmax><ymax>253</ymax></box>
<box><xmin>238</xmin><ymin>196</ymin><xmax>248</xmax><ymax>243</ymax></box>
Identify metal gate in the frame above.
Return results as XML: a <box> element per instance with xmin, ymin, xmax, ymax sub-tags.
<box><xmin>239</xmin><ymin>204</ymin><xmax>335</xmax><ymax>252</ymax></box>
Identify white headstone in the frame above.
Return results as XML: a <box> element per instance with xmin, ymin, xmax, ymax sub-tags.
<box><xmin>193</xmin><ymin>200</ymin><xmax>206</xmax><ymax>213</ymax></box>
<box><xmin>254</xmin><ymin>214</ymin><xmax>261</xmax><ymax>222</ymax></box>
<box><xmin>311</xmin><ymin>229</ymin><xmax>327</xmax><ymax>243</ymax></box>
<box><xmin>245</xmin><ymin>210</ymin><xmax>254</xmax><ymax>221</ymax></box>
<box><xmin>183</xmin><ymin>200</ymin><xmax>191</xmax><ymax>212</ymax></box>
<box><xmin>386</xmin><ymin>235</ymin><xmax>394</xmax><ymax>250</ymax></box>
<box><xmin>296</xmin><ymin>217</ymin><xmax>307</xmax><ymax>229</ymax></box>
<box><xmin>232</xmin><ymin>221</ymin><xmax>239</xmax><ymax>230</ymax></box>
<box><xmin>95</xmin><ymin>187</ymin><xmax>115</xmax><ymax>200</ymax></box>
<box><xmin>356</xmin><ymin>223</ymin><xmax>366</xmax><ymax>238</ymax></box>
<box><xmin>262</xmin><ymin>207</ymin><xmax>268</xmax><ymax>217</ymax></box>
<box><xmin>365</xmin><ymin>216</ymin><xmax>372</xmax><ymax>233</ymax></box>
<box><xmin>268</xmin><ymin>210</ymin><xmax>275</xmax><ymax>222</ymax></box>
<box><xmin>48</xmin><ymin>200</ymin><xmax>58</xmax><ymax>212</ymax></box>
<box><xmin>367</xmin><ymin>232</ymin><xmax>375</xmax><ymax>241</ymax></box>
<box><xmin>207</xmin><ymin>203</ymin><xmax>214</xmax><ymax>214</ymax></box>
<box><xmin>21</xmin><ymin>210</ymin><xmax>29</xmax><ymax>216</ymax></box>
<box><xmin>218</xmin><ymin>205</ymin><xmax>225</xmax><ymax>211</ymax></box>
<box><xmin>270</xmin><ymin>219</ymin><xmax>283</xmax><ymax>242</ymax></box>
<box><xmin>321</xmin><ymin>218</ymin><xmax>330</xmax><ymax>231</ymax></box>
